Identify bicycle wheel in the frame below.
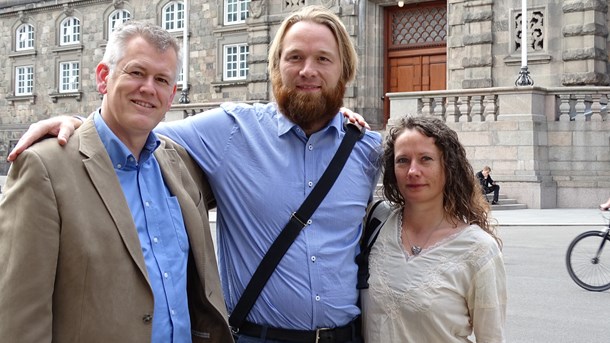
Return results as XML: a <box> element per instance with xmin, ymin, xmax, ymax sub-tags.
<box><xmin>566</xmin><ymin>230</ymin><xmax>610</xmax><ymax>292</ymax></box>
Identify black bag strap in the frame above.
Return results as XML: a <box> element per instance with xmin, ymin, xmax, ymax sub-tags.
<box><xmin>356</xmin><ymin>200</ymin><xmax>391</xmax><ymax>290</ymax></box>
<box><xmin>229</xmin><ymin>121</ymin><xmax>366</xmax><ymax>332</ymax></box>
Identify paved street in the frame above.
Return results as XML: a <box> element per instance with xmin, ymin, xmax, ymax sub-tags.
<box><xmin>500</xmin><ymin>222</ymin><xmax>610</xmax><ymax>343</ymax></box>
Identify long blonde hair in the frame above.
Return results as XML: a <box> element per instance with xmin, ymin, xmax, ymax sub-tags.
<box><xmin>267</xmin><ymin>5</ymin><xmax>358</xmax><ymax>86</ymax></box>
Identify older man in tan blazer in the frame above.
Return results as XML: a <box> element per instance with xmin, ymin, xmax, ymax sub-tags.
<box><xmin>0</xmin><ymin>21</ymin><xmax>232</xmax><ymax>342</ymax></box>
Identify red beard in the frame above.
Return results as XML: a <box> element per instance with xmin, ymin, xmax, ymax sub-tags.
<box><xmin>273</xmin><ymin>77</ymin><xmax>346</xmax><ymax>132</ymax></box>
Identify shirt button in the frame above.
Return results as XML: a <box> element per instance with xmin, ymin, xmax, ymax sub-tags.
<box><xmin>171</xmin><ymin>309</ymin><xmax>176</xmax><ymax>315</ymax></box>
<box><xmin>315</xmin><ymin>295</ymin><xmax>321</xmax><ymax>301</ymax></box>
<box><xmin>145</xmin><ymin>202</ymin><xmax>150</xmax><ymax>207</ymax></box>
<box><xmin>153</xmin><ymin>237</ymin><xmax>159</xmax><ymax>243</ymax></box>
<box><xmin>116</xmin><ymin>164</ymin><xmax>122</xmax><ymax>169</ymax></box>
<box><xmin>308</xmin><ymin>181</ymin><xmax>313</xmax><ymax>187</ymax></box>
<box><xmin>164</xmin><ymin>272</ymin><xmax>169</xmax><ymax>278</ymax></box>
<box><xmin>311</xmin><ymin>256</ymin><xmax>316</xmax><ymax>262</ymax></box>
<box><xmin>308</xmin><ymin>145</ymin><xmax>313</xmax><ymax>151</ymax></box>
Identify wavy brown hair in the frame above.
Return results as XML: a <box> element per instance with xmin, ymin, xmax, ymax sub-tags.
<box><xmin>382</xmin><ymin>116</ymin><xmax>501</xmax><ymax>247</ymax></box>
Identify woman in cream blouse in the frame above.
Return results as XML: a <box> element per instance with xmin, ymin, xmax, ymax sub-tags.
<box><xmin>362</xmin><ymin>116</ymin><xmax>506</xmax><ymax>343</ymax></box>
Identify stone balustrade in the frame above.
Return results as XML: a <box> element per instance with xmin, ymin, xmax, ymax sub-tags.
<box><xmin>387</xmin><ymin>86</ymin><xmax>610</xmax><ymax>124</ymax></box>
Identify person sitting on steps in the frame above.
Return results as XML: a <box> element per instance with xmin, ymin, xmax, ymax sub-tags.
<box><xmin>476</xmin><ymin>166</ymin><xmax>500</xmax><ymax>205</ymax></box>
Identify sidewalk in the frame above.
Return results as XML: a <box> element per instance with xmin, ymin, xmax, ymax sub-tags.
<box><xmin>490</xmin><ymin>208</ymin><xmax>609</xmax><ymax>227</ymax></box>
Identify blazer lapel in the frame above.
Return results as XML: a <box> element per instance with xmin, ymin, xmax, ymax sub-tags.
<box><xmin>78</xmin><ymin>119</ymin><xmax>150</xmax><ymax>282</ymax></box>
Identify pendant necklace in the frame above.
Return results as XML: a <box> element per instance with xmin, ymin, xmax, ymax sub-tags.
<box><xmin>402</xmin><ymin>213</ymin><xmax>445</xmax><ymax>256</ymax></box>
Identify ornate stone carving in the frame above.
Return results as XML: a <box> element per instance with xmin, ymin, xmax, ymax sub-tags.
<box><xmin>63</xmin><ymin>4</ymin><xmax>74</xmax><ymax>17</ymax></box>
<box><xmin>250</xmin><ymin>0</ymin><xmax>267</xmax><ymax>19</ymax></box>
<box><xmin>113</xmin><ymin>0</ymin><xmax>125</xmax><ymax>9</ymax></box>
<box><xmin>283</xmin><ymin>0</ymin><xmax>305</xmax><ymax>12</ymax></box>
<box><xmin>515</xmin><ymin>10</ymin><xmax>544</xmax><ymax>53</ymax></box>
<box><xmin>319</xmin><ymin>0</ymin><xmax>335</xmax><ymax>9</ymax></box>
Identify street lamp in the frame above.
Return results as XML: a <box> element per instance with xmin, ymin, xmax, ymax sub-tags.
<box><xmin>515</xmin><ymin>0</ymin><xmax>533</xmax><ymax>86</ymax></box>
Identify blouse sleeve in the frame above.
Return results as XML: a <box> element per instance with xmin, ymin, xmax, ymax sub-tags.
<box><xmin>467</xmin><ymin>248</ymin><xmax>507</xmax><ymax>343</ymax></box>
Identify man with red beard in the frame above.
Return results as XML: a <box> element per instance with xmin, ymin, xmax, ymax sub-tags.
<box><xmin>7</xmin><ymin>5</ymin><xmax>381</xmax><ymax>343</ymax></box>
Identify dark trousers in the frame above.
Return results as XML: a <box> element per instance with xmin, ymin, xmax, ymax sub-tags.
<box><xmin>483</xmin><ymin>184</ymin><xmax>500</xmax><ymax>203</ymax></box>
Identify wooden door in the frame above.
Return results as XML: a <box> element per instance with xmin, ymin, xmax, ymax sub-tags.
<box><xmin>384</xmin><ymin>1</ymin><xmax>447</xmax><ymax>122</ymax></box>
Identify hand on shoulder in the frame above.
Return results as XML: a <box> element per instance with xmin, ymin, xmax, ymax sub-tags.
<box><xmin>7</xmin><ymin>115</ymin><xmax>83</xmax><ymax>162</ymax></box>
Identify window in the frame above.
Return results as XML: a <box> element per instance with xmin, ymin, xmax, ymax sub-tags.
<box><xmin>224</xmin><ymin>44</ymin><xmax>249</xmax><ymax>80</ymax></box>
<box><xmin>60</xmin><ymin>17</ymin><xmax>80</xmax><ymax>45</ymax></box>
<box><xmin>225</xmin><ymin>0</ymin><xmax>250</xmax><ymax>25</ymax></box>
<box><xmin>163</xmin><ymin>1</ymin><xmax>184</xmax><ymax>32</ymax></box>
<box><xmin>109</xmin><ymin>9</ymin><xmax>131</xmax><ymax>37</ymax></box>
<box><xmin>59</xmin><ymin>61</ymin><xmax>80</xmax><ymax>93</ymax></box>
<box><xmin>15</xmin><ymin>66</ymin><xmax>34</xmax><ymax>95</ymax></box>
<box><xmin>178</xmin><ymin>67</ymin><xmax>184</xmax><ymax>85</ymax></box>
<box><xmin>16</xmin><ymin>24</ymin><xmax>35</xmax><ymax>51</ymax></box>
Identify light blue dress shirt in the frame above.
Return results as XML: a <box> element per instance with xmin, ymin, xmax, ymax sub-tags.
<box><xmin>94</xmin><ymin>111</ymin><xmax>191</xmax><ymax>343</ymax></box>
<box><xmin>156</xmin><ymin>102</ymin><xmax>381</xmax><ymax>330</ymax></box>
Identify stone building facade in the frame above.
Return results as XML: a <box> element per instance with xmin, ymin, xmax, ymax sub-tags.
<box><xmin>1</xmin><ymin>0</ymin><xmax>609</xmax><ymax>207</ymax></box>
<box><xmin>389</xmin><ymin>0</ymin><xmax>610</xmax><ymax>208</ymax></box>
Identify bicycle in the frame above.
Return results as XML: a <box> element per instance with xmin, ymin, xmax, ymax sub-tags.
<box><xmin>565</xmin><ymin>209</ymin><xmax>610</xmax><ymax>291</ymax></box>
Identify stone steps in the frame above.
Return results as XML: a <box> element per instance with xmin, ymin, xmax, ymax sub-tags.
<box><xmin>483</xmin><ymin>193</ymin><xmax>528</xmax><ymax>210</ymax></box>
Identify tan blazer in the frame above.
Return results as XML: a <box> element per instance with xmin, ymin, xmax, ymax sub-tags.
<box><xmin>0</xmin><ymin>118</ymin><xmax>233</xmax><ymax>343</ymax></box>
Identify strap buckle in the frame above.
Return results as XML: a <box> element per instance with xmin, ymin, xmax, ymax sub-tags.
<box><xmin>290</xmin><ymin>212</ymin><xmax>310</xmax><ymax>228</ymax></box>
<box><xmin>315</xmin><ymin>327</ymin><xmax>332</xmax><ymax>343</ymax></box>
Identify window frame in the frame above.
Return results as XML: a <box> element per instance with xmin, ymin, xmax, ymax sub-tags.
<box><xmin>108</xmin><ymin>9</ymin><xmax>132</xmax><ymax>38</ymax></box>
<box><xmin>224</xmin><ymin>0</ymin><xmax>250</xmax><ymax>25</ymax></box>
<box><xmin>16</xmin><ymin>23</ymin><xmax>35</xmax><ymax>51</ymax></box>
<box><xmin>60</xmin><ymin>17</ymin><xmax>81</xmax><ymax>46</ymax></box>
<box><xmin>223</xmin><ymin>43</ymin><xmax>249</xmax><ymax>81</ymax></box>
<box><xmin>15</xmin><ymin>65</ymin><xmax>34</xmax><ymax>96</ymax></box>
<box><xmin>59</xmin><ymin>61</ymin><xmax>80</xmax><ymax>93</ymax></box>
<box><xmin>162</xmin><ymin>1</ymin><xmax>185</xmax><ymax>32</ymax></box>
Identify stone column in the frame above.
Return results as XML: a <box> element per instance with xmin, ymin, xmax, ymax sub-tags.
<box><xmin>495</xmin><ymin>89</ymin><xmax>556</xmax><ymax>208</ymax></box>
<box><xmin>460</xmin><ymin>0</ymin><xmax>494</xmax><ymax>89</ymax></box>
<box><xmin>245</xmin><ymin>0</ymin><xmax>271</xmax><ymax>101</ymax></box>
<box><xmin>561</xmin><ymin>0</ymin><xmax>610</xmax><ymax>86</ymax></box>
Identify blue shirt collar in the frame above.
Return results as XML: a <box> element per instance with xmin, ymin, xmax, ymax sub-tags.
<box><xmin>277</xmin><ymin>109</ymin><xmax>344</xmax><ymax>138</ymax></box>
<box><xmin>93</xmin><ymin>109</ymin><xmax>161</xmax><ymax>170</ymax></box>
